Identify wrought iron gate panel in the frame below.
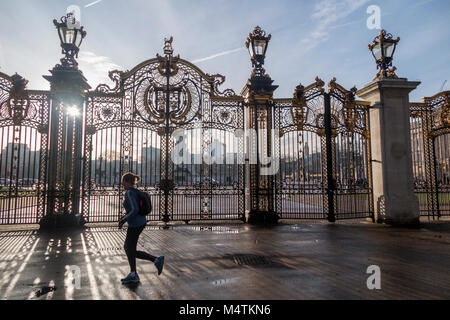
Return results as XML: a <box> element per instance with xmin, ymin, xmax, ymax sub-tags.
<box><xmin>411</xmin><ymin>92</ymin><xmax>450</xmax><ymax>217</ymax></box>
<box><xmin>275</xmin><ymin>78</ymin><xmax>328</xmax><ymax>219</ymax></box>
<box><xmin>0</xmin><ymin>72</ymin><xmax>49</xmax><ymax>224</ymax></box>
<box><xmin>83</xmin><ymin>92</ymin><xmax>138</xmax><ymax>222</ymax></box>
<box><xmin>275</xmin><ymin>78</ymin><xmax>373</xmax><ymax>220</ymax></box>
<box><xmin>328</xmin><ymin>80</ymin><xmax>373</xmax><ymax>220</ymax></box>
<box><xmin>435</xmin><ymin>133</ymin><xmax>450</xmax><ymax>216</ymax></box>
<box><xmin>410</xmin><ymin>102</ymin><xmax>437</xmax><ymax>216</ymax></box>
<box><xmin>173</xmin><ymin>96</ymin><xmax>245</xmax><ymax>221</ymax></box>
<box><xmin>83</xmin><ymin>43</ymin><xmax>245</xmax><ymax>223</ymax></box>
<box><xmin>129</xmin><ymin>126</ymin><xmax>162</xmax><ymax>221</ymax></box>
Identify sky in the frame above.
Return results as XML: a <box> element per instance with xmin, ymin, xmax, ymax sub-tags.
<box><xmin>0</xmin><ymin>0</ymin><xmax>449</xmax><ymax>101</ymax></box>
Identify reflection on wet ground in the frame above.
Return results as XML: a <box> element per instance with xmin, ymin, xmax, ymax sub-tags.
<box><xmin>0</xmin><ymin>220</ymin><xmax>449</xmax><ymax>300</ymax></box>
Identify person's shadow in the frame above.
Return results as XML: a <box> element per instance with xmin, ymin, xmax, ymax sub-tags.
<box><xmin>122</xmin><ymin>282</ymin><xmax>141</xmax><ymax>292</ymax></box>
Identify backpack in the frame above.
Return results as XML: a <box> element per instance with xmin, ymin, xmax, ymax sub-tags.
<box><xmin>135</xmin><ymin>189</ymin><xmax>152</xmax><ymax>216</ymax></box>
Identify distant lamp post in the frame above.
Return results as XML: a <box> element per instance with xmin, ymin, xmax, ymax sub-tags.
<box><xmin>246</xmin><ymin>26</ymin><xmax>271</xmax><ymax>75</ymax></box>
<box><xmin>53</xmin><ymin>13</ymin><xmax>87</xmax><ymax>68</ymax></box>
<box><xmin>368</xmin><ymin>29</ymin><xmax>400</xmax><ymax>79</ymax></box>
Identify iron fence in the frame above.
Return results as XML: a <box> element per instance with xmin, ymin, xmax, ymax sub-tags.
<box><xmin>0</xmin><ymin>52</ymin><xmax>378</xmax><ymax>224</ymax></box>
<box><xmin>410</xmin><ymin>91</ymin><xmax>450</xmax><ymax>218</ymax></box>
<box><xmin>274</xmin><ymin>78</ymin><xmax>373</xmax><ymax>221</ymax></box>
<box><xmin>0</xmin><ymin>72</ymin><xmax>49</xmax><ymax>224</ymax></box>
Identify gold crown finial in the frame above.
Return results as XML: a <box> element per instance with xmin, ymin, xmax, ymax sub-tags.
<box><xmin>164</xmin><ymin>36</ymin><xmax>174</xmax><ymax>56</ymax></box>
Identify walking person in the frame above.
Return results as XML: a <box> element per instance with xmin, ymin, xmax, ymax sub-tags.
<box><xmin>119</xmin><ymin>172</ymin><xmax>164</xmax><ymax>284</ymax></box>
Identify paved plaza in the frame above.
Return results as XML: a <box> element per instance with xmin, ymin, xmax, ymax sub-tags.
<box><xmin>0</xmin><ymin>218</ymin><xmax>449</xmax><ymax>300</ymax></box>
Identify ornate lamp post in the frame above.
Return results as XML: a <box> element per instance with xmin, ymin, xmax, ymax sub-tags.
<box><xmin>53</xmin><ymin>13</ymin><xmax>87</xmax><ymax>68</ymax></box>
<box><xmin>241</xmin><ymin>26</ymin><xmax>278</xmax><ymax>224</ymax></box>
<box><xmin>243</xmin><ymin>26</ymin><xmax>278</xmax><ymax>99</ymax></box>
<box><xmin>41</xmin><ymin>13</ymin><xmax>90</xmax><ymax>229</ymax></box>
<box><xmin>368</xmin><ymin>29</ymin><xmax>400</xmax><ymax>79</ymax></box>
<box><xmin>245</xmin><ymin>26</ymin><xmax>271</xmax><ymax>76</ymax></box>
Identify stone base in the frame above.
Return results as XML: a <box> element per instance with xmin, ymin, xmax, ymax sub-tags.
<box><xmin>247</xmin><ymin>210</ymin><xmax>279</xmax><ymax>225</ymax></box>
<box><xmin>382</xmin><ymin>216</ymin><xmax>421</xmax><ymax>228</ymax></box>
<box><xmin>39</xmin><ymin>214</ymin><xmax>86</xmax><ymax>230</ymax></box>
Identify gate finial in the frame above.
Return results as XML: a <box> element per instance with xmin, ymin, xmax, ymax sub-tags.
<box><xmin>164</xmin><ymin>36</ymin><xmax>174</xmax><ymax>56</ymax></box>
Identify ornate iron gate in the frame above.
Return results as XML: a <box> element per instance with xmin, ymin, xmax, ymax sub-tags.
<box><xmin>410</xmin><ymin>91</ymin><xmax>450</xmax><ymax>218</ymax></box>
<box><xmin>0</xmin><ymin>44</ymin><xmax>375</xmax><ymax>224</ymax></box>
<box><xmin>0</xmin><ymin>72</ymin><xmax>49</xmax><ymax>224</ymax></box>
<box><xmin>82</xmin><ymin>40</ymin><xmax>245</xmax><ymax>223</ymax></box>
<box><xmin>274</xmin><ymin>77</ymin><xmax>373</xmax><ymax>221</ymax></box>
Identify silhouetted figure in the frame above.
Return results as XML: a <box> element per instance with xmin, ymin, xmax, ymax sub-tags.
<box><xmin>119</xmin><ymin>172</ymin><xmax>164</xmax><ymax>284</ymax></box>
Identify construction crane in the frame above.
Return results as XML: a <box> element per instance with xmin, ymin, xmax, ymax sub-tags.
<box><xmin>440</xmin><ymin>80</ymin><xmax>447</xmax><ymax>92</ymax></box>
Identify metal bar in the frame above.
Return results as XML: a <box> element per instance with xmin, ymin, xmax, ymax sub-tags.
<box><xmin>163</xmin><ymin>58</ymin><xmax>171</xmax><ymax>222</ymax></box>
<box><xmin>324</xmin><ymin>93</ymin><xmax>336</xmax><ymax>222</ymax></box>
<box><xmin>432</xmin><ymin>137</ymin><xmax>441</xmax><ymax>218</ymax></box>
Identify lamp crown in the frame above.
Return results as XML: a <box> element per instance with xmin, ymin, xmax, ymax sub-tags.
<box><xmin>246</xmin><ymin>26</ymin><xmax>271</xmax><ymax>48</ymax></box>
<box><xmin>369</xmin><ymin>29</ymin><xmax>400</xmax><ymax>50</ymax></box>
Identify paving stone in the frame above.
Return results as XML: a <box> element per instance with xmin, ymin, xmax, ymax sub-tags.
<box><xmin>0</xmin><ymin>220</ymin><xmax>449</xmax><ymax>300</ymax></box>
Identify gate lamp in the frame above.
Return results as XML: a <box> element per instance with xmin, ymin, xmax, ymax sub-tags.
<box><xmin>53</xmin><ymin>12</ymin><xmax>87</xmax><ymax>68</ymax></box>
<box><xmin>246</xmin><ymin>26</ymin><xmax>271</xmax><ymax>73</ymax></box>
<box><xmin>368</xmin><ymin>29</ymin><xmax>400</xmax><ymax>79</ymax></box>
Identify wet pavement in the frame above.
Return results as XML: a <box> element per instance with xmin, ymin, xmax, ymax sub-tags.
<box><xmin>0</xmin><ymin>219</ymin><xmax>449</xmax><ymax>300</ymax></box>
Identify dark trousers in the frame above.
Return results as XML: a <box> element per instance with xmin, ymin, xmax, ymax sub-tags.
<box><xmin>124</xmin><ymin>225</ymin><xmax>156</xmax><ymax>272</ymax></box>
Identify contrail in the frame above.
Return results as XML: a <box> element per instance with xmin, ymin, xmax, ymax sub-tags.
<box><xmin>85</xmin><ymin>0</ymin><xmax>103</xmax><ymax>8</ymax></box>
<box><xmin>192</xmin><ymin>47</ymin><xmax>244</xmax><ymax>63</ymax></box>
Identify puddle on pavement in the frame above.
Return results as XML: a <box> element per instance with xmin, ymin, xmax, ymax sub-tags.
<box><xmin>188</xmin><ymin>226</ymin><xmax>241</xmax><ymax>234</ymax></box>
<box><xmin>284</xmin><ymin>239</ymin><xmax>322</xmax><ymax>245</ymax></box>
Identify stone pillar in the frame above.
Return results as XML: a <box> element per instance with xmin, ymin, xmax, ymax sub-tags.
<box><xmin>41</xmin><ymin>65</ymin><xmax>90</xmax><ymax>228</ymax></box>
<box><xmin>357</xmin><ymin>78</ymin><xmax>420</xmax><ymax>225</ymax></box>
<box><xmin>241</xmin><ymin>73</ymin><xmax>279</xmax><ymax>224</ymax></box>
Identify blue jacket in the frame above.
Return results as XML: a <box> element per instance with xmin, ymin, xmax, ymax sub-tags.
<box><xmin>121</xmin><ymin>188</ymin><xmax>147</xmax><ymax>228</ymax></box>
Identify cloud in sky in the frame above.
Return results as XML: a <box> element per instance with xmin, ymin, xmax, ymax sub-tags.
<box><xmin>299</xmin><ymin>0</ymin><xmax>370</xmax><ymax>51</ymax></box>
<box><xmin>85</xmin><ymin>0</ymin><xmax>103</xmax><ymax>8</ymax></box>
<box><xmin>411</xmin><ymin>0</ymin><xmax>438</xmax><ymax>8</ymax></box>
<box><xmin>192</xmin><ymin>47</ymin><xmax>245</xmax><ymax>64</ymax></box>
<box><xmin>78</xmin><ymin>51</ymin><xmax>122</xmax><ymax>88</ymax></box>
<box><xmin>0</xmin><ymin>40</ymin><xmax>5</xmax><ymax>71</ymax></box>
<box><xmin>0</xmin><ymin>0</ymin><xmax>449</xmax><ymax>101</ymax></box>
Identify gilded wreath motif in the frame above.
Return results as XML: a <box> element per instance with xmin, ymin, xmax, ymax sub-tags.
<box><xmin>440</xmin><ymin>95</ymin><xmax>450</xmax><ymax>127</ymax></box>
<box><xmin>291</xmin><ymin>84</ymin><xmax>308</xmax><ymax>130</ymax></box>
<box><xmin>342</xmin><ymin>89</ymin><xmax>359</xmax><ymax>133</ymax></box>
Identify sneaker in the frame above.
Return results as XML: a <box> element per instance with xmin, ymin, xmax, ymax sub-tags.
<box><xmin>154</xmin><ymin>256</ymin><xmax>165</xmax><ymax>275</ymax></box>
<box><xmin>121</xmin><ymin>272</ymin><xmax>140</xmax><ymax>284</ymax></box>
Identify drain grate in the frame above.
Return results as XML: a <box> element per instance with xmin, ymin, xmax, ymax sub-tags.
<box><xmin>230</xmin><ymin>254</ymin><xmax>273</xmax><ymax>266</ymax></box>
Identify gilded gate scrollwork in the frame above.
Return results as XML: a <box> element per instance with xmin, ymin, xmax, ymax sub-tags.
<box><xmin>410</xmin><ymin>91</ymin><xmax>450</xmax><ymax>218</ymax></box>
<box><xmin>82</xmin><ymin>39</ymin><xmax>245</xmax><ymax>222</ymax></box>
<box><xmin>0</xmin><ymin>72</ymin><xmax>50</xmax><ymax>224</ymax></box>
<box><xmin>274</xmin><ymin>77</ymin><xmax>373</xmax><ymax>220</ymax></box>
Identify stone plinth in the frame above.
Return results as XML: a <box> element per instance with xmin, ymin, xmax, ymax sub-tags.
<box><xmin>357</xmin><ymin>78</ymin><xmax>421</xmax><ymax>225</ymax></box>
